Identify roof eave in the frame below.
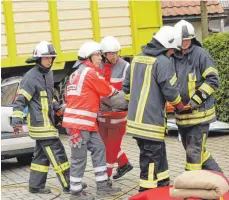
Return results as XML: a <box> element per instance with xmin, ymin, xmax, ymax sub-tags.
<box><xmin>163</xmin><ymin>14</ymin><xmax>227</xmax><ymax>23</ymax></box>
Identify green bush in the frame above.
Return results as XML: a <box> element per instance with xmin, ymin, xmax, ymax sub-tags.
<box><xmin>203</xmin><ymin>32</ymin><xmax>229</xmax><ymax>122</ymax></box>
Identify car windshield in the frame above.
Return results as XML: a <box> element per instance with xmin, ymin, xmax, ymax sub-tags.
<box><xmin>1</xmin><ymin>83</ymin><xmax>19</xmax><ymax>106</ymax></box>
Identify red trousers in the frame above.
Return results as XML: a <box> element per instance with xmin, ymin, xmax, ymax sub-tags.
<box><xmin>98</xmin><ymin>115</ymin><xmax>129</xmax><ymax>177</ymax></box>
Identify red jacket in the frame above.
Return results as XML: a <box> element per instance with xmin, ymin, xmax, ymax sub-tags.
<box><xmin>62</xmin><ymin>60</ymin><xmax>116</xmax><ymax>131</ymax></box>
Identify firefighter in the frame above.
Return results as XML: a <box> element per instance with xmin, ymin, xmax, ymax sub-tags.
<box><xmin>62</xmin><ymin>41</ymin><xmax>121</xmax><ymax>200</ymax></box>
<box><xmin>173</xmin><ymin>20</ymin><xmax>222</xmax><ymax>172</ymax></box>
<box><xmin>98</xmin><ymin>36</ymin><xmax>133</xmax><ymax>180</ymax></box>
<box><xmin>123</xmin><ymin>26</ymin><xmax>184</xmax><ymax>192</ymax></box>
<box><xmin>11</xmin><ymin>41</ymin><xmax>70</xmax><ymax>194</ymax></box>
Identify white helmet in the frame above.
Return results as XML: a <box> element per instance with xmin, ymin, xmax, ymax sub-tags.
<box><xmin>154</xmin><ymin>26</ymin><xmax>179</xmax><ymax>49</ymax></box>
<box><xmin>33</xmin><ymin>41</ymin><xmax>57</xmax><ymax>57</ymax></box>
<box><xmin>78</xmin><ymin>41</ymin><xmax>101</xmax><ymax>59</ymax></box>
<box><xmin>100</xmin><ymin>36</ymin><xmax>121</xmax><ymax>53</ymax></box>
<box><xmin>174</xmin><ymin>20</ymin><xmax>195</xmax><ymax>40</ymax></box>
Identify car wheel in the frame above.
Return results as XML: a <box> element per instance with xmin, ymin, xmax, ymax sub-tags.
<box><xmin>17</xmin><ymin>154</ymin><xmax>33</xmax><ymax>165</ymax></box>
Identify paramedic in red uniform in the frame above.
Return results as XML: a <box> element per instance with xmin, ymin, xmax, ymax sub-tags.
<box><xmin>98</xmin><ymin>36</ymin><xmax>133</xmax><ymax>180</ymax></box>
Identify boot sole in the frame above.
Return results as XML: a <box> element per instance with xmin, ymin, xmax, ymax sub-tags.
<box><xmin>96</xmin><ymin>189</ymin><xmax>121</xmax><ymax>196</ymax></box>
<box><xmin>113</xmin><ymin>165</ymin><xmax>134</xmax><ymax>180</ymax></box>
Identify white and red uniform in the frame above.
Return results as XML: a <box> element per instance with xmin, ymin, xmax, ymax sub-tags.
<box><xmin>62</xmin><ymin>60</ymin><xmax>115</xmax><ymax>131</ymax></box>
<box><xmin>98</xmin><ymin>58</ymin><xmax>130</xmax><ymax>177</ymax></box>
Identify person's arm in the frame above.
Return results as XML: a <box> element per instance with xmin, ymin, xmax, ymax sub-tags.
<box><xmin>87</xmin><ymin>70</ymin><xmax>117</xmax><ymax>97</ymax></box>
<box><xmin>122</xmin><ymin>64</ymin><xmax>131</xmax><ymax>100</ymax></box>
<box><xmin>156</xmin><ymin>59</ymin><xmax>184</xmax><ymax>112</ymax></box>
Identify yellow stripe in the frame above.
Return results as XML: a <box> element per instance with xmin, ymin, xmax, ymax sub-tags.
<box><xmin>192</xmin><ymin>94</ymin><xmax>202</xmax><ymax>104</ymax></box>
<box><xmin>202</xmin><ymin>67</ymin><xmax>218</xmax><ymax>78</ymax></box>
<box><xmin>175</xmin><ymin>107</ymin><xmax>215</xmax><ymax>120</ymax></box>
<box><xmin>133</xmin><ymin>56</ymin><xmax>156</xmax><ymax>64</ymax></box>
<box><xmin>60</xmin><ymin>162</ymin><xmax>70</xmax><ymax>171</ymax></box>
<box><xmin>199</xmin><ymin>83</ymin><xmax>215</xmax><ymax>95</ymax></box>
<box><xmin>127</xmin><ymin>120</ymin><xmax>165</xmax><ymax>132</ymax></box>
<box><xmin>130</xmin><ymin>61</ymin><xmax>136</xmax><ymax>98</ymax></box>
<box><xmin>135</xmin><ymin>64</ymin><xmax>153</xmax><ymax>122</ymax></box>
<box><xmin>185</xmin><ymin>163</ymin><xmax>202</xmax><ymax>170</ymax></box>
<box><xmin>200</xmin><ymin>133</ymin><xmax>206</xmax><ymax>165</ymax></box>
<box><xmin>40</xmin><ymin>91</ymin><xmax>51</xmax><ymax>127</ymax></box>
<box><xmin>169</xmin><ymin>73</ymin><xmax>177</xmax><ymax>86</ymax></box>
<box><xmin>188</xmin><ymin>73</ymin><xmax>196</xmax><ymax>98</ymax></box>
<box><xmin>127</xmin><ymin>126</ymin><xmax>164</xmax><ymax>140</ymax></box>
<box><xmin>52</xmin><ymin>98</ymin><xmax>57</xmax><ymax>103</ymax></box>
<box><xmin>139</xmin><ymin>179</ymin><xmax>157</xmax><ymax>188</ymax></box>
<box><xmin>157</xmin><ymin>170</ymin><xmax>169</xmax><ymax>181</ymax></box>
<box><xmin>202</xmin><ymin>150</ymin><xmax>211</xmax><ymax>163</ymax></box>
<box><xmin>148</xmin><ymin>163</ymin><xmax>155</xmax><ymax>181</ymax></box>
<box><xmin>12</xmin><ymin>110</ymin><xmax>24</xmax><ymax>119</ymax></box>
<box><xmin>19</xmin><ymin>89</ymin><xmax>32</xmax><ymax>101</ymax></box>
<box><xmin>125</xmin><ymin>94</ymin><xmax>130</xmax><ymax>100</ymax></box>
<box><xmin>31</xmin><ymin>163</ymin><xmax>49</xmax><ymax>173</ymax></box>
<box><xmin>45</xmin><ymin>146</ymin><xmax>68</xmax><ymax>187</ymax></box>
<box><xmin>168</xmin><ymin>95</ymin><xmax>181</xmax><ymax>106</ymax></box>
<box><xmin>176</xmin><ymin>112</ymin><xmax>216</xmax><ymax>126</ymax></box>
<box><xmin>220</xmin><ymin>196</ymin><xmax>224</xmax><ymax>200</ymax></box>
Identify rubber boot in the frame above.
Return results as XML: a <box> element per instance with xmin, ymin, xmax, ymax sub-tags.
<box><xmin>97</xmin><ymin>180</ymin><xmax>121</xmax><ymax>195</ymax></box>
<box><xmin>70</xmin><ymin>190</ymin><xmax>95</xmax><ymax>200</ymax></box>
<box><xmin>29</xmin><ymin>187</ymin><xmax>51</xmax><ymax>194</ymax></box>
<box><xmin>113</xmin><ymin>162</ymin><xmax>133</xmax><ymax>179</ymax></box>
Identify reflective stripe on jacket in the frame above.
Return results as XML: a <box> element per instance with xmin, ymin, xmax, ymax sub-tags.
<box><xmin>62</xmin><ymin>60</ymin><xmax>116</xmax><ymax>132</ymax></box>
<box><xmin>172</xmin><ymin>45</ymin><xmax>220</xmax><ymax>127</ymax></box>
<box><xmin>12</xmin><ymin>65</ymin><xmax>59</xmax><ymax>140</ymax></box>
<box><xmin>123</xmin><ymin>54</ymin><xmax>181</xmax><ymax>141</ymax></box>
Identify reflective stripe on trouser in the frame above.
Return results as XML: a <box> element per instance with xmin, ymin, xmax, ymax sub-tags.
<box><xmin>29</xmin><ymin>139</ymin><xmax>70</xmax><ymax>189</ymax></box>
<box><xmin>98</xmin><ymin>120</ymin><xmax>128</xmax><ymax>177</ymax></box>
<box><xmin>178</xmin><ymin>124</ymin><xmax>222</xmax><ymax>172</ymax></box>
<box><xmin>136</xmin><ymin>138</ymin><xmax>169</xmax><ymax>191</ymax></box>
<box><xmin>70</xmin><ymin>130</ymin><xmax>108</xmax><ymax>192</ymax></box>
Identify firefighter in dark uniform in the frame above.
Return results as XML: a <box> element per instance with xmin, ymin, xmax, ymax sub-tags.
<box><xmin>11</xmin><ymin>41</ymin><xmax>70</xmax><ymax>194</ymax></box>
<box><xmin>123</xmin><ymin>26</ymin><xmax>184</xmax><ymax>192</ymax></box>
<box><xmin>173</xmin><ymin>20</ymin><xmax>222</xmax><ymax>172</ymax></box>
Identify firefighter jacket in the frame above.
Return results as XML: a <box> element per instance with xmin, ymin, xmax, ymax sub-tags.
<box><xmin>12</xmin><ymin>64</ymin><xmax>60</xmax><ymax>140</ymax></box>
<box><xmin>172</xmin><ymin>44</ymin><xmax>220</xmax><ymax>127</ymax></box>
<box><xmin>100</xmin><ymin>58</ymin><xmax>130</xmax><ymax>90</ymax></box>
<box><xmin>62</xmin><ymin>60</ymin><xmax>116</xmax><ymax>132</ymax></box>
<box><xmin>123</xmin><ymin>38</ymin><xmax>182</xmax><ymax>142</ymax></box>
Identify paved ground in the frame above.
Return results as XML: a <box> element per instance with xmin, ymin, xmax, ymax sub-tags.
<box><xmin>1</xmin><ymin>131</ymin><xmax>229</xmax><ymax>200</ymax></box>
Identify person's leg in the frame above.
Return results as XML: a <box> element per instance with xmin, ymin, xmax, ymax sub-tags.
<box><xmin>87</xmin><ymin>132</ymin><xmax>121</xmax><ymax>195</ymax></box>
<box><xmin>136</xmin><ymin>138</ymin><xmax>163</xmax><ymax>192</ymax></box>
<box><xmin>29</xmin><ymin>140</ymin><xmax>51</xmax><ymax>194</ymax></box>
<box><xmin>157</xmin><ymin>141</ymin><xmax>170</xmax><ymax>187</ymax></box>
<box><xmin>113</xmin><ymin>125</ymin><xmax>133</xmax><ymax>179</ymax></box>
<box><xmin>40</xmin><ymin>139</ymin><xmax>70</xmax><ymax>190</ymax></box>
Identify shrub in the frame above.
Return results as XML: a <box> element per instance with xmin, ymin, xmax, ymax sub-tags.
<box><xmin>203</xmin><ymin>32</ymin><xmax>229</xmax><ymax>122</ymax></box>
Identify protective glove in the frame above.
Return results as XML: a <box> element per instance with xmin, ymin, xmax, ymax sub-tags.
<box><xmin>13</xmin><ymin>126</ymin><xmax>23</xmax><ymax>137</ymax></box>
<box><xmin>188</xmin><ymin>90</ymin><xmax>207</xmax><ymax>110</ymax></box>
<box><xmin>69</xmin><ymin>129</ymin><xmax>83</xmax><ymax>148</ymax></box>
<box><xmin>56</xmin><ymin>103</ymin><xmax>66</xmax><ymax>116</ymax></box>
<box><xmin>187</xmin><ymin>98</ymin><xmax>202</xmax><ymax>110</ymax></box>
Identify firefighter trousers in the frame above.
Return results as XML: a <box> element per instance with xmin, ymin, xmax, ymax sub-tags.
<box><xmin>29</xmin><ymin>138</ymin><xmax>70</xmax><ymax>190</ymax></box>
<box><xmin>70</xmin><ymin>130</ymin><xmax>108</xmax><ymax>193</ymax></box>
<box><xmin>136</xmin><ymin>138</ymin><xmax>170</xmax><ymax>192</ymax></box>
<box><xmin>98</xmin><ymin>119</ymin><xmax>129</xmax><ymax>177</ymax></box>
<box><xmin>178</xmin><ymin>123</ymin><xmax>222</xmax><ymax>172</ymax></box>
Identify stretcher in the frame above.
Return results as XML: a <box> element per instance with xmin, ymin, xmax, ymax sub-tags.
<box><xmin>129</xmin><ymin>185</ymin><xmax>229</xmax><ymax>200</ymax></box>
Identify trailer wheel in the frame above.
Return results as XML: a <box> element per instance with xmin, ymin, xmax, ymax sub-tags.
<box><xmin>55</xmin><ymin>76</ymin><xmax>69</xmax><ymax>104</ymax></box>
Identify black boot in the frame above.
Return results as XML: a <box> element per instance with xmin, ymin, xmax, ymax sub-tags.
<box><xmin>113</xmin><ymin>162</ymin><xmax>133</xmax><ymax>179</ymax></box>
<box><xmin>29</xmin><ymin>187</ymin><xmax>51</xmax><ymax>194</ymax></box>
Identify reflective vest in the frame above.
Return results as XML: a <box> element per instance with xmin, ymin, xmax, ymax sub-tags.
<box><xmin>62</xmin><ymin>60</ymin><xmax>116</xmax><ymax>132</ymax></box>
